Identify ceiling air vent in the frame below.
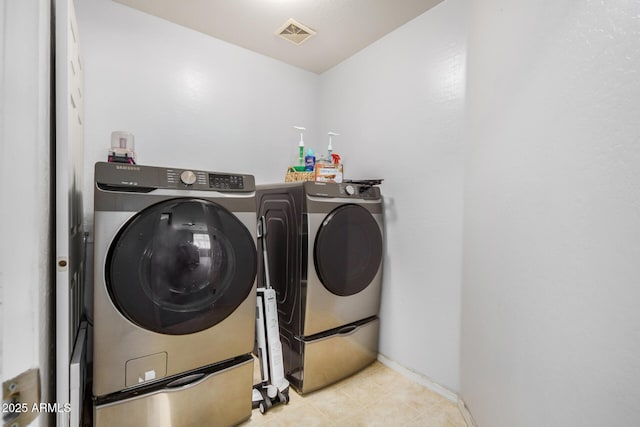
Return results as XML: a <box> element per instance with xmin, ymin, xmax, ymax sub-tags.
<box><xmin>276</xmin><ymin>18</ymin><xmax>316</xmax><ymax>45</ymax></box>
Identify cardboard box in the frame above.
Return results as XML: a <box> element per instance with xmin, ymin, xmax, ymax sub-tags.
<box><xmin>314</xmin><ymin>163</ymin><xmax>343</xmax><ymax>183</ymax></box>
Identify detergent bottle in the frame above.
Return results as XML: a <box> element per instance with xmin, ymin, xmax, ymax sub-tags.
<box><xmin>304</xmin><ymin>148</ymin><xmax>316</xmax><ymax>171</ymax></box>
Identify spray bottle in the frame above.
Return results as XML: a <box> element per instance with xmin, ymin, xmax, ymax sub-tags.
<box><xmin>293</xmin><ymin>126</ymin><xmax>306</xmax><ymax>167</ymax></box>
<box><xmin>327</xmin><ymin>132</ymin><xmax>339</xmax><ymax>162</ymax></box>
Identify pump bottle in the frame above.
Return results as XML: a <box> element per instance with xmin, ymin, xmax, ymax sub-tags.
<box><xmin>293</xmin><ymin>126</ymin><xmax>306</xmax><ymax>167</ymax></box>
<box><xmin>327</xmin><ymin>132</ymin><xmax>339</xmax><ymax>162</ymax></box>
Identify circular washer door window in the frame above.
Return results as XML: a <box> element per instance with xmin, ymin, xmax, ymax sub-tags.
<box><xmin>106</xmin><ymin>198</ymin><xmax>257</xmax><ymax>335</ymax></box>
<box><xmin>313</xmin><ymin>204</ymin><xmax>383</xmax><ymax>296</ymax></box>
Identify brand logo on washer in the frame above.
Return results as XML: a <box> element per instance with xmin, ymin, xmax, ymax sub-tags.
<box><xmin>116</xmin><ymin>165</ymin><xmax>141</xmax><ymax>171</ymax></box>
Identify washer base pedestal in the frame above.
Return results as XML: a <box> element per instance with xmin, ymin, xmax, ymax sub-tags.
<box><xmin>287</xmin><ymin>316</ymin><xmax>379</xmax><ymax>395</ymax></box>
<box><xmin>94</xmin><ymin>355</ymin><xmax>253</xmax><ymax>427</ymax></box>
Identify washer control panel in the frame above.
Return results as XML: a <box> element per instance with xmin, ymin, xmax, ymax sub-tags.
<box><xmin>166</xmin><ymin>169</ymin><xmax>208</xmax><ymax>187</ymax></box>
<box><xmin>93</xmin><ymin>162</ymin><xmax>255</xmax><ymax>192</ymax></box>
<box><xmin>165</xmin><ymin>168</ymin><xmax>248</xmax><ymax>190</ymax></box>
<box><xmin>208</xmin><ymin>173</ymin><xmax>245</xmax><ymax>190</ymax></box>
<box><xmin>180</xmin><ymin>170</ymin><xmax>197</xmax><ymax>185</ymax></box>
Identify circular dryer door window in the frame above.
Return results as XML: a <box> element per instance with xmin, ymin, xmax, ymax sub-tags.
<box><xmin>314</xmin><ymin>204</ymin><xmax>383</xmax><ymax>296</ymax></box>
<box><xmin>106</xmin><ymin>198</ymin><xmax>256</xmax><ymax>335</ymax></box>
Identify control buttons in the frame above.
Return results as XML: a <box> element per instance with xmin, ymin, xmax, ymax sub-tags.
<box><xmin>345</xmin><ymin>184</ymin><xmax>356</xmax><ymax>196</ymax></box>
<box><xmin>209</xmin><ymin>174</ymin><xmax>245</xmax><ymax>190</ymax></box>
<box><xmin>180</xmin><ymin>170</ymin><xmax>197</xmax><ymax>185</ymax></box>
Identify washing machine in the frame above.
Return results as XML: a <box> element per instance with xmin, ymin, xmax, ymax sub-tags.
<box><xmin>256</xmin><ymin>181</ymin><xmax>383</xmax><ymax>394</ymax></box>
<box><xmin>92</xmin><ymin>162</ymin><xmax>257</xmax><ymax>426</ymax></box>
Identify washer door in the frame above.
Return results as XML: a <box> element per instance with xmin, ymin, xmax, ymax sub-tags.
<box><xmin>313</xmin><ymin>204</ymin><xmax>383</xmax><ymax>297</ymax></box>
<box><xmin>106</xmin><ymin>198</ymin><xmax>256</xmax><ymax>335</ymax></box>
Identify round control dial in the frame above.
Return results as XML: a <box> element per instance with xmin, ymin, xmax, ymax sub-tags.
<box><xmin>345</xmin><ymin>184</ymin><xmax>356</xmax><ymax>196</ymax></box>
<box><xmin>180</xmin><ymin>170</ymin><xmax>197</xmax><ymax>185</ymax></box>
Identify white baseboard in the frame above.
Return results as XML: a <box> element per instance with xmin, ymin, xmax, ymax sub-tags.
<box><xmin>376</xmin><ymin>354</ymin><xmax>477</xmax><ymax>427</ymax></box>
<box><xmin>457</xmin><ymin>397</ymin><xmax>478</xmax><ymax>427</ymax></box>
<box><xmin>376</xmin><ymin>354</ymin><xmax>458</xmax><ymax>402</ymax></box>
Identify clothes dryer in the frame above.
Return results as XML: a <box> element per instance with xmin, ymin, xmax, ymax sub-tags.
<box><xmin>92</xmin><ymin>162</ymin><xmax>257</xmax><ymax>425</ymax></box>
<box><xmin>257</xmin><ymin>181</ymin><xmax>384</xmax><ymax>393</ymax></box>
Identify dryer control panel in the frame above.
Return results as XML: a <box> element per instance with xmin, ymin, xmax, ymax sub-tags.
<box><xmin>304</xmin><ymin>181</ymin><xmax>381</xmax><ymax>200</ymax></box>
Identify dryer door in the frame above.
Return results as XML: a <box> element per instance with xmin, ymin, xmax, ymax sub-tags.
<box><xmin>313</xmin><ymin>204</ymin><xmax>383</xmax><ymax>296</ymax></box>
<box><xmin>106</xmin><ymin>198</ymin><xmax>256</xmax><ymax>335</ymax></box>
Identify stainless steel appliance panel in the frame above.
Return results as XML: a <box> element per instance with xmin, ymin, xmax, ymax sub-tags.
<box><xmin>93</xmin><ymin>210</ymin><xmax>257</xmax><ymax>396</ymax></box>
<box><xmin>94</xmin><ymin>357</ymin><xmax>253</xmax><ymax>427</ymax></box>
<box><xmin>299</xmin><ymin>317</ymin><xmax>379</xmax><ymax>394</ymax></box>
<box><xmin>93</xmin><ymin>162</ymin><xmax>258</xmax><ymax>397</ymax></box>
<box><xmin>303</xmin><ymin>212</ymin><xmax>383</xmax><ymax>335</ymax></box>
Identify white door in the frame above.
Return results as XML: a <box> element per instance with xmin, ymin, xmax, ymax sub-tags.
<box><xmin>55</xmin><ymin>0</ymin><xmax>85</xmax><ymax>425</ymax></box>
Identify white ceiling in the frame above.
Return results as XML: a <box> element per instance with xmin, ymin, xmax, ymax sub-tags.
<box><xmin>112</xmin><ymin>0</ymin><xmax>444</xmax><ymax>74</ymax></box>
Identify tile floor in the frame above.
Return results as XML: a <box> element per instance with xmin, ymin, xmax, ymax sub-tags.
<box><xmin>241</xmin><ymin>360</ymin><xmax>467</xmax><ymax>427</ymax></box>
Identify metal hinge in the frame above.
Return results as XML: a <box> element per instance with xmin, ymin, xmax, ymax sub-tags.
<box><xmin>2</xmin><ymin>369</ymin><xmax>40</xmax><ymax>427</ymax></box>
